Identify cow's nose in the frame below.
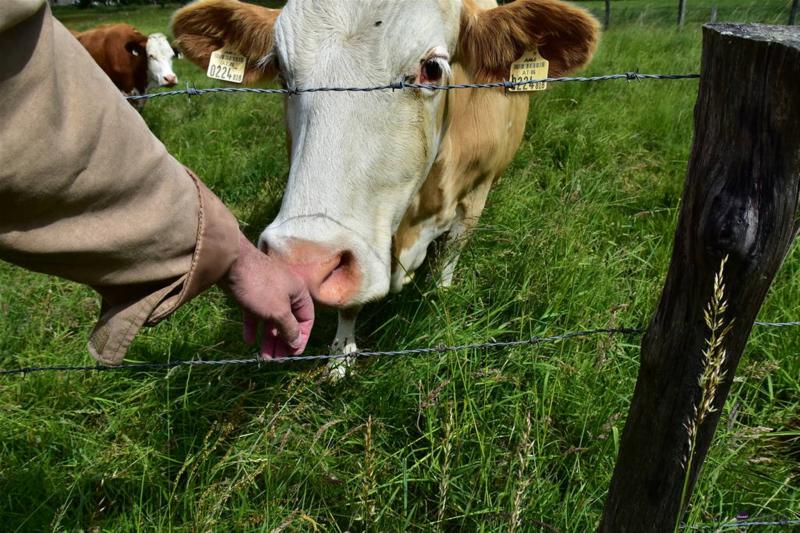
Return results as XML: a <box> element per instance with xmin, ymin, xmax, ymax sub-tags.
<box><xmin>163</xmin><ymin>74</ymin><xmax>177</xmax><ymax>86</ymax></box>
<box><xmin>261</xmin><ymin>237</ymin><xmax>361</xmax><ymax>307</ymax></box>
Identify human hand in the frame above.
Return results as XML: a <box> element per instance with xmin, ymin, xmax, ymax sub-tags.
<box><xmin>219</xmin><ymin>232</ymin><xmax>315</xmax><ymax>359</ymax></box>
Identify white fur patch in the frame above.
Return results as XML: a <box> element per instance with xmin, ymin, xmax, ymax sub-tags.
<box><xmin>145</xmin><ymin>33</ymin><xmax>177</xmax><ymax>88</ymax></box>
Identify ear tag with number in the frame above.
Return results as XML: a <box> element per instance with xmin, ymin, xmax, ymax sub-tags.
<box><xmin>508</xmin><ymin>49</ymin><xmax>549</xmax><ymax>92</ymax></box>
<box><xmin>206</xmin><ymin>48</ymin><xmax>247</xmax><ymax>84</ymax></box>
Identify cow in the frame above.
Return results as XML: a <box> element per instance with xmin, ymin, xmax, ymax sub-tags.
<box><xmin>72</xmin><ymin>24</ymin><xmax>179</xmax><ymax>101</ymax></box>
<box><xmin>172</xmin><ymin>0</ymin><xmax>599</xmax><ymax>379</ymax></box>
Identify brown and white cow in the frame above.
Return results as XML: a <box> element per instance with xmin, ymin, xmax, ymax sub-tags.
<box><xmin>172</xmin><ymin>0</ymin><xmax>599</xmax><ymax>379</ymax></box>
<box><xmin>72</xmin><ymin>24</ymin><xmax>179</xmax><ymax>99</ymax></box>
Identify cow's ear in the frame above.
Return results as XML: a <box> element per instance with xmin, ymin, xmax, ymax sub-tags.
<box><xmin>125</xmin><ymin>40</ymin><xmax>146</xmax><ymax>57</ymax></box>
<box><xmin>171</xmin><ymin>43</ymin><xmax>183</xmax><ymax>59</ymax></box>
<box><xmin>457</xmin><ymin>0</ymin><xmax>599</xmax><ymax>81</ymax></box>
<box><xmin>171</xmin><ymin>0</ymin><xmax>280</xmax><ymax>84</ymax></box>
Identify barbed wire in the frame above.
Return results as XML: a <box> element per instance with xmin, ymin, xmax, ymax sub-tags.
<box><xmin>682</xmin><ymin>517</ymin><xmax>800</xmax><ymax>530</ymax></box>
<box><xmin>126</xmin><ymin>72</ymin><xmax>701</xmax><ymax>101</ymax></box>
<box><xmin>753</xmin><ymin>320</ymin><xmax>800</xmax><ymax>327</ymax></box>
<box><xmin>1</xmin><ymin>319</ymin><xmax>797</xmax><ymax>376</ymax></box>
<box><xmin>0</xmin><ymin>327</ymin><xmax>641</xmax><ymax>376</ymax></box>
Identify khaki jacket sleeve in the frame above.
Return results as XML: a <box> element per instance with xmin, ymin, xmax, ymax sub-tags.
<box><xmin>0</xmin><ymin>4</ymin><xmax>240</xmax><ymax>365</ymax></box>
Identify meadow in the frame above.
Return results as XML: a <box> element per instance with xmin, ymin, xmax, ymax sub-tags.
<box><xmin>1</xmin><ymin>0</ymin><xmax>798</xmax><ymax>530</ymax></box>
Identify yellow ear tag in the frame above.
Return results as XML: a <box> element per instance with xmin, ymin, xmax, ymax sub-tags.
<box><xmin>508</xmin><ymin>49</ymin><xmax>549</xmax><ymax>92</ymax></box>
<box><xmin>206</xmin><ymin>48</ymin><xmax>247</xmax><ymax>84</ymax></box>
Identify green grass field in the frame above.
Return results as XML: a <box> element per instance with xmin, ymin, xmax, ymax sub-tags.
<box><xmin>2</xmin><ymin>1</ymin><xmax>798</xmax><ymax>530</ymax></box>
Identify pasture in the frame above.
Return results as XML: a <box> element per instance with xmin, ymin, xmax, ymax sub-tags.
<box><xmin>1</xmin><ymin>0</ymin><xmax>799</xmax><ymax>530</ymax></box>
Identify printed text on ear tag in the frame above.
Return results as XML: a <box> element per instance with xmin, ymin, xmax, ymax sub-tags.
<box><xmin>508</xmin><ymin>49</ymin><xmax>549</xmax><ymax>92</ymax></box>
<box><xmin>207</xmin><ymin>49</ymin><xmax>246</xmax><ymax>84</ymax></box>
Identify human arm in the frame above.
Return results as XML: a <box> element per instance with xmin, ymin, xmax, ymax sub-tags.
<box><xmin>0</xmin><ymin>2</ymin><xmax>312</xmax><ymax>362</ymax></box>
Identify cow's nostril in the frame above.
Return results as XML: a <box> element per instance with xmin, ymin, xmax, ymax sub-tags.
<box><xmin>317</xmin><ymin>250</ymin><xmax>360</xmax><ymax>306</ymax></box>
<box><xmin>331</xmin><ymin>251</ymin><xmax>354</xmax><ymax>275</ymax></box>
<box><xmin>320</xmin><ymin>250</ymin><xmax>354</xmax><ymax>286</ymax></box>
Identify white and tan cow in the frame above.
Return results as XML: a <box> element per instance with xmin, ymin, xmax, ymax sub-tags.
<box><xmin>173</xmin><ymin>0</ymin><xmax>599</xmax><ymax>378</ymax></box>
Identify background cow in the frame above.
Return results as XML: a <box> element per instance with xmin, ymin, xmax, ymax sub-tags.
<box><xmin>72</xmin><ymin>24</ymin><xmax>178</xmax><ymax>101</ymax></box>
<box><xmin>172</xmin><ymin>0</ymin><xmax>599</xmax><ymax>379</ymax></box>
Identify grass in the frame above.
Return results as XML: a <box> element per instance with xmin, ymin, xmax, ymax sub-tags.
<box><xmin>1</xmin><ymin>0</ymin><xmax>799</xmax><ymax>530</ymax></box>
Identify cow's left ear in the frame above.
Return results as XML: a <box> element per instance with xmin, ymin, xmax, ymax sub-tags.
<box><xmin>171</xmin><ymin>0</ymin><xmax>280</xmax><ymax>84</ymax></box>
<box><xmin>457</xmin><ymin>0</ymin><xmax>600</xmax><ymax>81</ymax></box>
<box><xmin>171</xmin><ymin>43</ymin><xmax>183</xmax><ymax>59</ymax></box>
<box><xmin>125</xmin><ymin>40</ymin><xmax>146</xmax><ymax>57</ymax></box>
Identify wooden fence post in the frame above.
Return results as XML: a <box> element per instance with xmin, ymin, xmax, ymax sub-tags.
<box><xmin>604</xmin><ymin>0</ymin><xmax>611</xmax><ymax>30</ymax></box>
<box><xmin>600</xmin><ymin>24</ymin><xmax>800</xmax><ymax>532</ymax></box>
<box><xmin>677</xmin><ymin>0</ymin><xmax>687</xmax><ymax>27</ymax></box>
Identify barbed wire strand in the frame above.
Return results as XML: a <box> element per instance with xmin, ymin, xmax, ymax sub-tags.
<box><xmin>1</xmin><ymin>319</ymin><xmax>797</xmax><ymax>376</ymax></box>
<box><xmin>682</xmin><ymin>517</ymin><xmax>800</xmax><ymax>530</ymax></box>
<box><xmin>0</xmin><ymin>327</ymin><xmax>641</xmax><ymax>376</ymax></box>
<box><xmin>126</xmin><ymin>72</ymin><xmax>701</xmax><ymax>101</ymax></box>
<box><xmin>753</xmin><ymin>320</ymin><xmax>800</xmax><ymax>327</ymax></box>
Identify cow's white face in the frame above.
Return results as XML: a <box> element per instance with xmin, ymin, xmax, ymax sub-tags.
<box><xmin>259</xmin><ymin>0</ymin><xmax>461</xmax><ymax>306</ymax></box>
<box><xmin>146</xmin><ymin>33</ymin><xmax>178</xmax><ymax>88</ymax></box>
<box><xmin>173</xmin><ymin>0</ymin><xmax>598</xmax><ymax>308</ymax></box>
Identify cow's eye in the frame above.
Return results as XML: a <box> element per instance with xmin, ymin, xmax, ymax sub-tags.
<box><xmin>421</xmin><ymin>59</ymin><xmax>443</xmax><ymax>83</ymax></box>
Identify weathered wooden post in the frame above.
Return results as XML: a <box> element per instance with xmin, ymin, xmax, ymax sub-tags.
<box><xmin>600</xmin><ymin>24</ymin><xmax>800</xmax><ymax>532</ymax></box>
<box><xmin>604</xmin><ymin>0</ymin><xmax>611</xmax><ymax>30</ymax></box>
<box><xmin>677</xmin><ymin>0</ymin><xmax>687</xmax><ymax>27</ymax></box>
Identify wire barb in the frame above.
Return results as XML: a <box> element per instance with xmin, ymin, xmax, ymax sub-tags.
<box><xmin>185</xmin><ymin>81</ymin><xmax>199</xmax><ymax>97</ymax></box>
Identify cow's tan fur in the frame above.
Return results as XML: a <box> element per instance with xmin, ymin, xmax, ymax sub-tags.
<box><xmin>394</xmin><ymin>0</ymin><xmax>598</xmax><ymax>289</ymax></box>
<box><xmin>392</xmin><ymin>62</ymin><xmax>528</xmax><ymax>285</ymax></box>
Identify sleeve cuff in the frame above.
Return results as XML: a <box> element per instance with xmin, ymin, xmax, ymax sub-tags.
<box><xmin>147</xmin><ymin>168</ymin><xmax>241</xmax><ymax>324</ymax></box>
<box><xmin>88</xmin><ymin>168</ymin><xmax>240</xmax><ymax>365</ymax></box>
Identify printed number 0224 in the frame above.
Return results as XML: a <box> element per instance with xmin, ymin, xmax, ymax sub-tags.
<box><xmin>210</xmin><ymin>65</ymin><xmax>230</xmax><ymax>79</ymax></box>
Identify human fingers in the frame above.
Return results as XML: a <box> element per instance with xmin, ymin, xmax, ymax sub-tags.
<box><xmin>270</xmin><ymin>306</ymin><xmax>302</xmax><ymax>352</ymax></box>
<box><xmin>243</xmin><ymin>311</ymin><xmax>258</xmax><ymax>345</ymax></box>
<box><xmin>260</xmin><ymin>323</ymin><xmax>290</xmax><ymax>360</ymax></box>
<box><xmin>288</xmin><ymin>290</ymin><xmax>315</xmax><ymax>355</ymax></box>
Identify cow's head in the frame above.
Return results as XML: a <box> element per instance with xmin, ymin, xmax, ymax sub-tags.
<box><xmin>146</xmin><ymin>32</ymin><xmax>179</xmax><ymax>87</ymax></box>
<box><xmin>173</xmin><ymin>0</ymin><xmax>598</xmax><ymax>307</ymax></box>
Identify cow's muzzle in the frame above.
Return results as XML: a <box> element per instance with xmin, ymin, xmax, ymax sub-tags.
<box><xmin>260</xmin><ymin>237</ymin><xmax>361</xmax><ymax>308</ymax></box>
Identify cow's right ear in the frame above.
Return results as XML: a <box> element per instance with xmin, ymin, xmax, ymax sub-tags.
<box><xmin>171</xmin><ymin>0</ymin><xmax>281</xmax><ymax>84</ymax></box>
